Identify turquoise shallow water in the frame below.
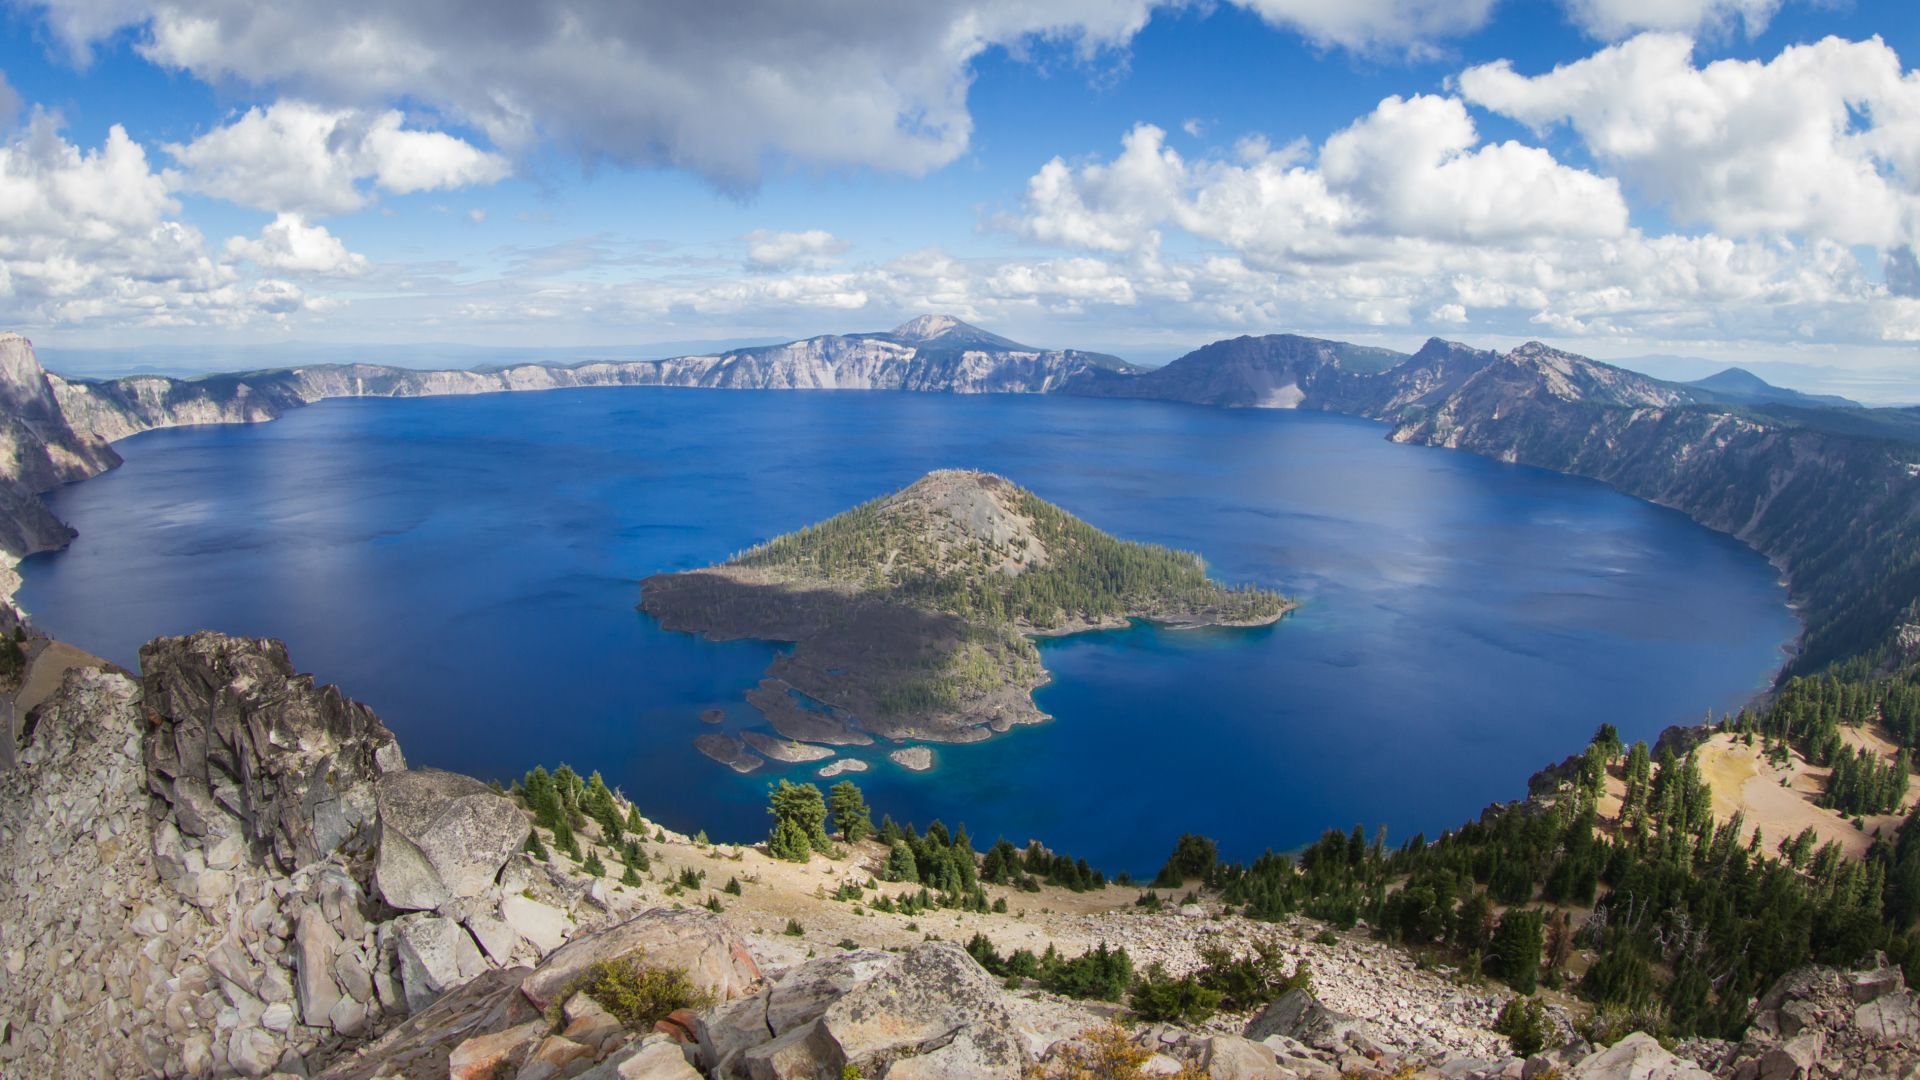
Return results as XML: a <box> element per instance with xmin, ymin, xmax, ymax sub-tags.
<box><xmin>18</xmin><ymin>388</ymin><xmax>1798</xmax><ymax>873</ymax></box>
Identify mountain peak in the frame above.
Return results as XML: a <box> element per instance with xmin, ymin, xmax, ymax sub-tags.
<box><xmin>884</xmin><ymin>315</ymin><xmax>1027</xmax><ymax>351</ymax></box>
<box><xmin>890</xmin><ymin>314</ymin><xmax>968</xmax><ymax>340</ymax></box>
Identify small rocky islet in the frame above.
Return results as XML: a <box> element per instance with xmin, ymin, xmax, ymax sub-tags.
<box><xmin>648</xmin><ymin>469</ymin><xmax>1292</xmax><ymax>775</ymax></box>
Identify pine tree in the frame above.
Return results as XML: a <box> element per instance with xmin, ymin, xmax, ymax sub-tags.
<box><xmin>828</xmin><ymin>781</ymin><xmax>874</xmax><ymax>843</ymax></box>
<box><xmin>767</xmin><ymin>781</ymin><xmax>831</xmax><ymax>857</ymax></box>
<box><xmin>620</xmin><ymin>863</ymin><xmax>642</xmax><ymax>887</ymax></box>
<box><xmin>582</xmin><ymin>849</ymin><xmax>605</xmax><ymax>877</ymax></box>
<box><xmin>884</xmin><ymin>839</ymin><xmax>919</xmax><ymax>883</ymax></box>
<box><xmin>524</xmin><ymin>829</ymin><xmax>550</xmax><ymax>862</ymax></box>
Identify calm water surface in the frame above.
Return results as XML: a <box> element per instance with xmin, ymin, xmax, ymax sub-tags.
<box><xmin>19</xmin><ymin>389</ymin><xmax>1798</xmax><ymax>872</ymax></box>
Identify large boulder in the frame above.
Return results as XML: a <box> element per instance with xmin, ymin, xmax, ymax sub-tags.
<box><xmin>779</xmin><ymin>941</ymin><xmax>1030</xmax><ymax>1079</ymax></box>
<box><xmin>139</xmin><ymin>632</ymin><xmax>406</xmax><ymax>872</ymax></box>
<box><xmin>1572</xmin><ymin>1032</ymin><xmax>1713</xmax><ymax>1080</ymax></box>
<box><xmin>1244</xmin><ymin>988</ymin><xmax>1364</xmax><ymax>1053</ymax></box>
<box><xmin>395</xmin><ymin>913</ymin><xmax>491</xmax><ymax>1013</ymax></box>
<box><xmin>373</xmin><ymin>768</ymin><xmax>528</xmax><ymax>911</ymax></box>
<box><xmin>522</xmin><ymin>908</ymin><xmax>763</xmax><ymax>1010</ymax></box>
<box><xmin>695</xmin><ymin>949</ymin><xmax>900</xmax><ymax>1077</ymax></box>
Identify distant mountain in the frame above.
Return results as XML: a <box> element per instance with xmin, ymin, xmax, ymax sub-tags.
<box><xmin>1686</xmin><ymin>367</ymin><xmax>1861</xmax><ymax>409</ymax></box>
<box><xmin>40</xmin><ymin>315</ymin><xmax>1143</xmax><ymax>444</ymax></box>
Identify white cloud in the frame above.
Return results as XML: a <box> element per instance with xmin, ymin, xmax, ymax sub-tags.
<box><xmin>1018</xmin><ymin>96</ymin><xmax>1626</xmax><ymax>262</ymax></box>
<box><xmin>0</xmin><ymin>110</ymin><xmax>311</xmax><ymax>327</ymax></box>
<box><xmin>23</xmin><ymin>0</ymin><xmax>1526</xmax><ymax>189</ymax></box>
<box><xmin>166</xmin><ymin>100</ymin><xmax>510</xmax><ymax>216</ymax></box>
<box><xmin>223</xmin><ymin>213</ymin><xmax>368</xmax><ymax>276</ymax></box>
<box><xmin>1458</xmin><ymin>34</ymin><xmax>1920</xmax><ymax>248</ymax></box>
<box><xmin>744</xmin><ymin>229</ymin><xmax>851</xmax><ymax>270</ymax></box>
<box><xmin>1561</xmin><ymin>0</ymin><xmax>1782</xmax><ymax>40</ymax></box>
<box><xmin>1233</xmin><ymin>0</ymin><xmax>1497</xmax><ymax>54</ymax></box>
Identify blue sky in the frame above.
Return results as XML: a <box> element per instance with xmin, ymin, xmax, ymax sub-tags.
<box><xmin>1</xmin><ymin>1</ymin><xmax>1918</xmax><ymax>397</ymax></box>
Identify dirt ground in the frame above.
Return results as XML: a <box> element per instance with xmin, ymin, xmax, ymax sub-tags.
<box><xmin>1597</xmin><ymin>729</ymin><xmax>1911</xmax><ymax>859</ymax></box>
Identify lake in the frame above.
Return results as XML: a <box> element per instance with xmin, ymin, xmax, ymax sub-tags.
<box><xmin>18</xmin><ymin>388</ymin><xmax>1799</xmax><ymax>873</ymax></box>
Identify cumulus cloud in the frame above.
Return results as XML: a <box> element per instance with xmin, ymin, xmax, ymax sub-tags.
<box><xmin>1233</xmin><ymin>0</ymin><xmax>1497</xmax><ymax>54</ymax></box>
<box><xmin>744</xmin><ymin>229</ymin><xmax>851</xmax><ymax>270</ymax></box>
<box><xmin>22</xmin><ymin>0</ymin><xmax>1164</xmax><ymax>187</ymax></box>
<box><xmin>0</xmin><ymin>110</ymin><xmax>309</xmax><ymax>326</ymax></box>
<box><xmin>1458</xmin><ymin>34</ymin><xmax>1920</xmax><ymax>248</ymax></box>
<box><xmin>1561</xmin><ymin>0</ymin><xmax>1782</xmax><ymax>40</ymax></box>
<box><xmin>19</xmin><ymin>0</ymin><xmax>1535</xmax><ymax>188</ymax></box>
<box><xmin>224</xmin><ymin>213</ymin><xmax>368</xmax><ymax>276</ymax></box>
<box><xmin>1019</xmin><ymin>96</ymin><xmax>1626</xmax><ymax>263</ymax></box>
<box><xmin>167</xmin><ymin>100</ymin><xmax>509</xmax><ymax>216</ymax></box>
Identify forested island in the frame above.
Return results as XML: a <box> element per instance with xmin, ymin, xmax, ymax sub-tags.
<box><xmin>642</xmin><ymin>469</ymin><xmax>1290</xmax><ymax>770</ymax></box>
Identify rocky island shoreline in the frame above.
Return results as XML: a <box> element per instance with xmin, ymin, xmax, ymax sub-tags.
<box><xmin>645</xmin><ymin>469</ymin><xmax>1292</xmax><ymax>775</ymax></box>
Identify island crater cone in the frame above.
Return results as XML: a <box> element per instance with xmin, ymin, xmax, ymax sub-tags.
<box><xmin>642</xmin><ymin>469</ymin><xmax>1292</xmax><ymax>768</ymax></box>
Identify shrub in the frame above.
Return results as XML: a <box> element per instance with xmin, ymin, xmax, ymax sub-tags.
<box><xmin>784</xmin><ymin>918</ymin><xmax>805</xmax><ymax>937</ymax></box>
<box><xmin>1194</xmin><ymin>943</ymin><xmax>1311</xmax><ymax>1011</ymax></box>
<box><xmin>1493</xmin><ymin>997</ymin><xmax>1550</xmax><ymax>1057</ymax></box>
<box><xmin>1042</xmin><ymin>943</ymin><xmax>1133</xmax><ymax>1002</ymax></box>
<box><xmin>1026</xmin><ymin>1025</ymin><xmax>1206</xmax><ymax>1079</ymax></box>
<box><xmin>574</xmin><ymin>956</ymin><xmax>715</xmax><ymax>1031</ymax></box>
<box><xmin>1129</xmin><ymin>963</ymin><xmax>1222</xmax><ymax>1024</ymax></box>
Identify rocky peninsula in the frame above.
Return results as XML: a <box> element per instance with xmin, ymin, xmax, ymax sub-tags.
<box><xmin>642</xmin><ymin>470</ymin><xmax>1292</xmax><ymax>770</ymax></box>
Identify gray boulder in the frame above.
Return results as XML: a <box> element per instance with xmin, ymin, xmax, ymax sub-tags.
<box><xmin>1856</xmin><ymin>991</ymin><xmax>1920</xmax><ymax>1044</ymax></box>
<box><xmin>373</xmin><ymin>768</ymin><xmax>528</xmax><ymax>911</ymax></box>
<box><xmin>795</xmin><ymin>941</ymin><xmax>1030</xmax><ymax>1078</ymax></box>
<box><xmin>1244</xmin><ymin>988</ymin><xmax>1363</xmax><ymax>1053</ymax></box>
<box><xmin>522</xmin><ymin>907</ymin><xmax>763</xmax><ymax>1010</ymax></box>
<box><xmin>1571</xmin><ymin>1032</ymin><xmax>1713</xmax><ymax>1080</ymax></box>
<box><xmin>395</xmin><ymin>913</ymin><xmax>490</xmax><ymax>1013</ymax></box>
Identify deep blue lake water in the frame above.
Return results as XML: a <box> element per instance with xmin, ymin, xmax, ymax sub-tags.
<box><xmin>18</xmin><ymin>389</ymin><xmax>1799</xmax><ymax>873</ymax></box>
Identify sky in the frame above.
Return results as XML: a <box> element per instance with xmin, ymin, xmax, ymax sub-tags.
<box><xmin>1</xmin><ymin>1</ymin><xmax>1919</xmax><ymax>399</ymax></box>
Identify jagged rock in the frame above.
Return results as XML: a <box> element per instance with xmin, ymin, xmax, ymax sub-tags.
<box><xmin>1571</xmin><ymin>1032</ymin><xmax>1712</xmax><ymax>1079</ymax></box>
<box><xmin>1856</xmin><ymin>991</ymin><xmax>1920</xmax><ymax>1044</ymax></box>
<box><xmin>295</xmin><ymin>905</ymin><xmax>345</xmax><ymax>1027</ymax></box>
<box><xmin>467</xmin><ymin>910</ymin><xmax>523</xmax><ymax>964</ymax></box>
<box><xmin>766</xmin><ymin>949</ymin><xmax>897</xmax><ymax>1035</ymax></box>
<box><xmin>794</xmin><ymin>941</ymin><xmax>1030</xmax><ymax>1078</ymax></box>
<box><xmin>228</xmin><ymin>1025</ymin><xmax>282</xmax><ymax>1077</ymax></box>
<box><xmin>577</xmin><ymin>1034</ymin><xmax>703</xmax><ymax>1078</ymax></box>
<box><xmin>448</xmin><ymin>1020</ymin><xmax>547</xmax><ymax>1080</ymax></box>
<box><xmin>140</xmin><ymin>632</ymin><xmax>405</xmax><ymax>871</ymax></box>
<box><xmin>1849</xmin><ymin>964</ymin><xmax>1907</xmax><ymax>1004</ymax></box>
<box><xmin>1245</xmin><ymin>988</ymin><xmax>1364</xmax><ymax>1053</ymax></box>
<box><xmin>518</xmin><ymin>1034</ymin><xmax>595</xmax><ymax>1080</ymax></box>
<box><xmin>563</xmin><ymin>992</ymin><xmax>628</xmax><ymax>1055</ymax></box>
<box><xmin>373</xmin><ymin>768</ymin><xmax>528</xmax><ymax>911</ymax></box>
<box><xmin>395</xmin><ymin>914</ymin><xmax>490</xmax><ymax>1013</ymax></box>
<box><xmin>521</xmin><ymin>908</ymin><xmax>762</xmax><ymax>1010</ymax></box>
<box><xmin>1203</xmin><ymin>1034</ymin><xmax>1289</xmax><ymax>1079</ymax></box>
<box><xmin>316</xmin><ymin>966</ymin><xmax>537</xmax><ymax>1080</ymax></box>
<box><xmin>501</xmin><ymin>892</ymin><xmax>571</xmax><ymax>956</ymax></box>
